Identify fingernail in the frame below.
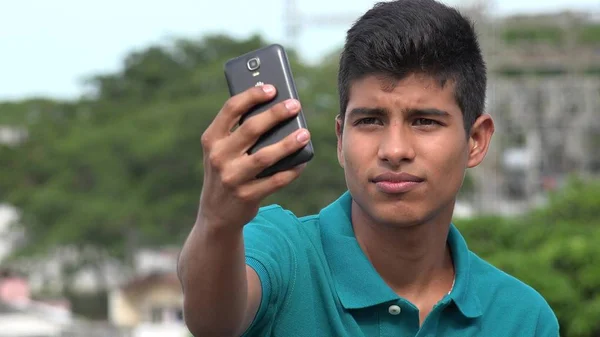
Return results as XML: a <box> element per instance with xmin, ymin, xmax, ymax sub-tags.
<box><xmin>262</xmin><ymin>85</ymin><xmax>275</xmax><ymax>93</ymax></box>
<box><xmin>296</xmin><ymin>130</ymin><xmax>309</xmax><ymax>143</ymax></box>
<box><xmin>285</xmin><ymin>99</ymin><xmax>298</xmax><ymax>111</ymax></box>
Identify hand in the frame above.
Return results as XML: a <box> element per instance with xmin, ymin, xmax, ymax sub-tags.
<box><xmin>198</xmin><ymin>84</ymin><xmax>310</xmax><ymax>229</ymax></box>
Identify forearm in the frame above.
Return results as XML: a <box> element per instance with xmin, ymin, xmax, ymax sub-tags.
<box><xmin>178</xmin><ymin>220</ymin><xmax>249</xmax><ymax>337</ymax></box>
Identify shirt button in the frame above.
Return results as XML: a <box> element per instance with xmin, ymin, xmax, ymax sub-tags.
<box><xmin>388</xmin><ymin>305</ymin><xmax>401</xmax><ymax>315</ymax></box>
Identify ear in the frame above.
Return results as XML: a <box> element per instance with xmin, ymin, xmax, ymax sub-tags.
<box><xmin>336</xmin><ymin>115</ymin><xmax>344</xmax><ymax>168</ymax></box>
<box><xmin>467</xmin><ymin>113</ymin><xmax>495</xmax><ymax>168</ymax></box>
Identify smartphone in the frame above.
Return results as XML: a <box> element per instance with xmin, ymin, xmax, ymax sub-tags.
<box><xmin>224</xmin><ymin>44</ymin><xmax>314</xmax><ymax>178</ymax></box>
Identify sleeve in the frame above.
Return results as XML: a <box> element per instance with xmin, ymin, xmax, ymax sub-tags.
<box><xmin>534</xmin><ymin>303</ymin><xmax>560</xmax><ymax>337</ymax></box>
<box><xmin>240</xmin><ymin>205</ymin><xmax>298</xmax><ymax>336</ymax></box>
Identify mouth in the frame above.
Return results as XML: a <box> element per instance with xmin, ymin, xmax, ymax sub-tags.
<box><xmin>371</xmin><ymin>172</ymin><xmax>425</xmax><ymax>194</ymax></box>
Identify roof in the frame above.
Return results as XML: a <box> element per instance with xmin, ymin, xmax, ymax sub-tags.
<box><xmin>0</xmin><ymin>300</ymin><xmax>19</xmax><ymax>314</ymax></box>
<box><xmin>0</xmin><ymin>313</ymin><xmax>61</xmax><ymax>337</ymax></box>
<box><xmin>120</xmin><ymin>272</ymin><xmax>181</xmax><ymax>293</ymax></box>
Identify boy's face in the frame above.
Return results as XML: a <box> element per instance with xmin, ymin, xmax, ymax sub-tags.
<box><xmin>336</xmin><ymin>74</ymin><xmax>494</xmax><ymax>228</ymax></box>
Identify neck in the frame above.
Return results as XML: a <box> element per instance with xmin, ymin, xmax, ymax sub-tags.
<box><xmin>351</xmin><ymin>200</ymin><xmax>455</xmax><ymax>299</ymax></box>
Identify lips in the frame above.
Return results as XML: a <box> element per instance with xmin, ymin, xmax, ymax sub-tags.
<box><xmin>371</xmin><ymin>172</ymin><xmax>424</xmax><ymax>194</ymax></box>
<box><xmin>372</xmin><ymin>172</ymin><xmax>424</xmax><ymax>183</ymax></box>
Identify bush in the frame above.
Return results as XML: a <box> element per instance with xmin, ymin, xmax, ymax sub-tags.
<box><xmin>456</xmin><ymin>176</ymin><xmax>600</xmax><ymax>337</ymax></box>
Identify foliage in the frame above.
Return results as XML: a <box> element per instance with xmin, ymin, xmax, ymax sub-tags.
<box><xmin>0</xmin><ymin>34</ymin><xmax>344</xmax><ymax>268</ymax></box>
<box><xmin>456</xmin><ymin>176</ymin><xmax>600</xmax><ymax>337</ymax></box>
<box><xmin>501</xmin><ymin>23</ymin><xmax>600</xmax><ymax>46</ymax></box>
<box><xmin>578</xmin><ymin>24</ymin><xmax>600</xmax><ymax>44</ymax></box>
<box><xmin>1</xmin><ymin>34</ymin><xmax>599</xmax><ymax>336</ymax></box>
<box><xmin>501</xmin><ymin>26</ymin><xmax>564</xmax><ymax>45</ymax></box>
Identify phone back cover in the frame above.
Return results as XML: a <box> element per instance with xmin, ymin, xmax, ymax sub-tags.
<box><xmin>224</xmin><ymin>44</ymin><xmax>311</xmax><ymax>154</ymax></box>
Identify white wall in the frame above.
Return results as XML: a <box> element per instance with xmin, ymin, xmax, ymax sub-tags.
<box><xmin>133</xmin><ymin>323</ymin><xmax>189</xmax><ymax>337</ymax></box>
<box><xmin>0</xmin><ymin>204</ymin><xmax>18</xmax><ymax>262</ymax></box>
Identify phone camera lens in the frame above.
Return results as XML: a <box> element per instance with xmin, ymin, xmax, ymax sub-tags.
<box><xmin>247</xmin><ymin>57</ymin><xmax>260</xmax><ymax>71</ymax></box>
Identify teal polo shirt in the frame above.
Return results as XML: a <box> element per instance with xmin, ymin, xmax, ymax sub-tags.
<box><xmin>242</xmin><ymin>191</ymin><xmax>559</xmax><ymax>336</ymax></box>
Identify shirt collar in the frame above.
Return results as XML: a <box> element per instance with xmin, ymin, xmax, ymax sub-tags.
<box><xmin>446</xmin><ymin>223</ymin><xmax>482</xmax><ymax>318</ymax></box>
<box><xmin>319</xmin><ymin>191</ymin><xmax>482</xmax><ymax>318</ymax></box>
<box><xmin>319</xmin><ymin>191</ymin><xmax>399</xmax><ymax>309</ymax></box>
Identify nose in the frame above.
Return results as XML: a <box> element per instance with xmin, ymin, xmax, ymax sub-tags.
<box><xmin>377</xmin><ymin>124</ymin><xmax>416</xmax><ymax>167</ymax></box>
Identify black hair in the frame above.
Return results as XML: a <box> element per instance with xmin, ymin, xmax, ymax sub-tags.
<box><xmin>338</xmin><ymin>0</ymin><xmax>486</xmax><ymax>134</ymax></box>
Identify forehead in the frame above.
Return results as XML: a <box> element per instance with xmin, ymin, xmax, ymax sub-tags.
<box><xmin>346</xmin><ymin>74</ymin><xmax>461</xmax><ymax>116</ymax></box>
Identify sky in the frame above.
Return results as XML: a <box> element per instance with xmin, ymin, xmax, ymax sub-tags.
<box><xmin>1</xmin><ymin>0</ymin><xmax>599</xmax><ymax>100</ymax></box>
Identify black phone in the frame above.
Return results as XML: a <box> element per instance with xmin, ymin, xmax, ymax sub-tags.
<box><xmin>224</xmin><ymin>44</ymin><xmax>314</xmax><ymax>178</ymax></box>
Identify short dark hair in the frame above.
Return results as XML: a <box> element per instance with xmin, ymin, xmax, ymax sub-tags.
<box><xmin>338</xmin><ymin>0</ymin><xmax>486</xmax><ymax>134</ymax></box>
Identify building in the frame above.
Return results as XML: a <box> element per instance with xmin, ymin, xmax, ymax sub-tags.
<box><xmin>0</xmin><ymin>269</ymin><xmax>72</xmax><ymax>337</ymax></box>
<box><xmin>109</xmin><ymin>271</ymin><xmax>188</xmax><ymax>337</ymax></box>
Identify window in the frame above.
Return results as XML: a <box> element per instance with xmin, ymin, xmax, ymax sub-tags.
<box><xmin>175</xmin><ymin>308</ymin><xmax>184</xmax><ymax>322</ymax></box>
<box><xmin>150</xmin><ymin>307</ymin><xmax>163</xmax><ymax>323</ymax></box>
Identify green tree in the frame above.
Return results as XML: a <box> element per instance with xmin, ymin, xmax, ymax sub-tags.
<box><xmin>0</xmin><ymin>34</ymin><xmax>344</xmax><ymax>279</ymax></box>
<box><xmin>457</xmin><ymin>176</ymin><xmax>600</xmax><ymax>337</ymax></box>
<box><xmin>3</xmin><ymin>33</ymin><xmax>598</xmax><ymax>336</ymax></box>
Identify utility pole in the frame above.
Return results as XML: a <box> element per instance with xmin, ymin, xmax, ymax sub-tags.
<box><xmin>282</xmin><ymin>0</ymin><xmax>359</xmax><ymax>51</ymax></box>
<box><xmin>283</xmin><ymin>0</ymin><xmax>496</xmax><ymax>51</ymax></box>
<box><xmin>283</xmin><ymin>0</ymin><xmax>301</xmax><ymax>50</ymax></box>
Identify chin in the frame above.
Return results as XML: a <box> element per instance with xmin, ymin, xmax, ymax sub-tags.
<box><xmin>362</xmin><ymin>198</ymin><xmax>429</xmax><ymax>229</ymax></box>
<box><xmin>376</xmin><ymin>205</ymin><xmax>426</xmax><ymax>228</ymax></box>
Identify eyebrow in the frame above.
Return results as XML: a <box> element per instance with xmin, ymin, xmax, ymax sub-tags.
<box><xmin>347</xmin><ymin>107</ymin><xmax>451</xmax><ymax>118</ymax></box>
<box><xmin>347</xmin><ymin>107</ymin><xmax>389</xmax><ymax>118</ymax></box>
<box><xmin>405</xmin><ymin>108</ymin><xmax>451</xmax><ymax>118</ymax></box>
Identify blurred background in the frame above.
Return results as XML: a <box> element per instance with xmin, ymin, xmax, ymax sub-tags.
<box><xmin>0</xmin><ymin>0</ymin><xmax>599</xmax><ymax>336</ymax></box>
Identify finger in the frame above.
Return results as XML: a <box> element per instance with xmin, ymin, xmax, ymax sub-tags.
<box><xmin>208</xmin><ymin>85</ymin><xmax>276</xmax><ymax>139</ymax></box>
<box><xmin>229</xmin><ymin>98</ymin><xmax>301</xmax><ymax>153</ymax></box>
<box><xmin>223</xmin><ymin>128</ymin><xmax>311</xmax><ymax>185</ymax></box>
<box><xmin>236</xmin><ymin>164</ymin><xmax>307</xmax><ymax>202</ymax></box>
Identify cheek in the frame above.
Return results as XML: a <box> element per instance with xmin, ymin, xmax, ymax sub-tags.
<box><xmin>342</xmin><ymin>133</ymin><xmax>373</xmax><ymax>170</ymax></box>
<box><xmin>420</xmin><ymin>133</ymin><xmax>468</xmax><ymax>183</ymax></box>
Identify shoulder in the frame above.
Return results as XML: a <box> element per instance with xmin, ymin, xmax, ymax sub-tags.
<box><xmin>469</xmin><ymin>252</ymin><xmax>547</xmax><ymax>304</ymax></box>
<box><xmin>244</xmin><ymin>204</ymin><xmax>322</xmax><ymax>246</ymax></box>
<box><xmin>469</xmin><ymin>253</ymin><xmax>559</xmax><ymax>334</ymax></box>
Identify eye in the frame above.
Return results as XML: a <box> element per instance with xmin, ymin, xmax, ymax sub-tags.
<box><xmin>413</xmin><ymin>118</ymin><xmax>439</xmax><ymax>126</ymax></box>
<box><xmin>355</xmin><ymin>117</ymin><xmax>382</xmax><ymax>126</ymax></box>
